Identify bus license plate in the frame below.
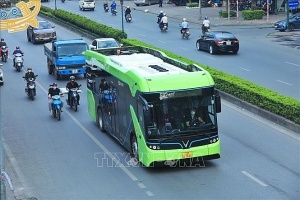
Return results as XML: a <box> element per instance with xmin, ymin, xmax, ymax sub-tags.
<box><xmin>72</xmin><ymin>69</ymin><xmax>78</xmax><ymax>74</ymax></box>
<box><xmin>182</xmin><ymin>152</ymin><xmax>192</xmax><ymax>158</ymax></box>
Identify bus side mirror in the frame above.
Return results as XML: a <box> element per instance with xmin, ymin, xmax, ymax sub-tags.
<box><xmin>215</xmin><ymin>95</ymin><xmax>221</xmax><ymax>113</ymax></box>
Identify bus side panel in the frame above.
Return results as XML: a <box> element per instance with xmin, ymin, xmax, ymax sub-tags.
<box><xmin>87</xmin><ymin>88</ymin><xmax>97</xmax><ymax>122</ymax></box>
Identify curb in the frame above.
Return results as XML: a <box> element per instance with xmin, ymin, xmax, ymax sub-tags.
<box><xmin>39</xmin><ymin>13</ymin><xmax>300</xmax><ymax>134</ymax></box>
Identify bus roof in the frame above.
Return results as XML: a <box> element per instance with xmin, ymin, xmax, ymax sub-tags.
<box><xmin>85</xmin><ymin>47</ymin><xmax>215</xmax><ymax>94</ymax></box>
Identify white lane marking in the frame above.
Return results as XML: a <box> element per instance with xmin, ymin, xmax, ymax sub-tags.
<box><xmin>158</xmin><ymin>40</ymin><xmax>166</xmax><ymax>43</ymax></box>
<box><xmin>276</xmin><ymin>80</ymin><xmax>293</xmax><ymax>86</ymax></box>
<box><xmin>145</xmin><ymin>191</ymin><xmax>154</xmax><ymax>196</ymax></box>
<box><xmin>180</xmin><ymin>47</ymin><xmax>189</xmax><ymax>51</ymax></box>
<box><xmin>138</xmin><ymin>182</ymin><xmax>146</xmax><ymax>188</ymax></box>
<box><xmin>241</xmin><ymin>171</ymin><xmax>268</xmax><ymax>187</ymax></box>
<box><xmin>205</xmin><ymin>55</ymin><xmax>215</xmax><ymax>59</ymax></box>
<box><xmin>238</xmin><ymin>67</ymin><xmax>251</xmax><ymax>71</ymax></box>
<box><xmin>285</xmin><ymin>61</ymin><xmax>300</xmax><ymax>67</ymax></box>
<box><xmin>223</xmin><ymin>101</ymin><xmax>300</xmax><ymax>140</ymax></box>
<box><xmin>139</xmin><ymin>34</ymin><xmax>146</xmax><ymax>37</ymax></box>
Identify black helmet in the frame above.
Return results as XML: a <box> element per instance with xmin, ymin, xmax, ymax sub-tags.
<box><xmin>52</xmin><ymin>82</ymin><xmax>57</xmax><ymax>86</ymax></box>
<box><xmin>27</xmin><ymin>67</ymin><xmax>32</xmax><ymax>71</ymax></box>
<box><xmin>1</xmin><ymin>38</ymin><xmax>4</xmax><ymax>42</ymax></box>
<box><xmin>16</xmin><ymin>46</ymin><xmax>20</xmax><ymax>49</ymax></box>
<box><xmin>70</xmin><ymin>76</ymin><xmax>75</xmax><ymax>81</ymax></box>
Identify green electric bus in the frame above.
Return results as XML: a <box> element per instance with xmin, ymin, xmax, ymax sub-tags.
<box><xmin>84</xmin><ymin>46</ymin><xmax>221</xmax><ymax>167</ymax></box>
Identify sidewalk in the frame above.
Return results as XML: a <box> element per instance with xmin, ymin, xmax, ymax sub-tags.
<box><xmin>121</xmin><ymin>1</ymin><xmax>287</xmax><ymax>27</ymax></box>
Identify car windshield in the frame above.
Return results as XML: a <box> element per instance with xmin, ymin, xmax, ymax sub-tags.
<box><xmin>215</xmin><ymin>32</ymin><xmax>236</xmax><ymax>39</ymax></box>
<box><xmin>97</xmin><ymin>40</ymin><xmax>119</xmax><ymax>48</ymax></box>
<box><xmin>57</xmin><ymin>43</ymin><xmax>88</xmax><ymax>57</ymax></box>
<box><xmin>34</xmin><ymin>22</ymin><xmax>52</xmax><ymax>30</ymax></box>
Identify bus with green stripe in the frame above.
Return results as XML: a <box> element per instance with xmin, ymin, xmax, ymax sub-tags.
<box><xmin>84</xmin><ymin>46</ymin><xmax>221</xmax><ymax>167</ymax></box>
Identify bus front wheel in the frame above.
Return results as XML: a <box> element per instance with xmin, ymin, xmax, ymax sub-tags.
<box><xmin>131</xmin><ymin>134</ymin><xmax>139</xmax><ymax>161</ymax></box>
<box><xmin>97</xmin><ymin>109</ymin><xmax>105</xmax><ymax>132</ymax></box>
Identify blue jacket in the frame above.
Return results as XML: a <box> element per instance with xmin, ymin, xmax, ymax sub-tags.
<box><xmin>110</xmin><ymin>2</ymin><xmax>116</xmax><ymax>9</ymax></box>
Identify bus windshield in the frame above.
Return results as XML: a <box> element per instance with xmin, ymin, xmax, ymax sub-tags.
<box><xmin>143</xmin><ymin>87</ymin><xmax>217</xmax><ymax>138</ymax></box>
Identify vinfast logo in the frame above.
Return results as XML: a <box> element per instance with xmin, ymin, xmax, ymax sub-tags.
<box><xmin>0</xmin><ymin>0</ymin><xmax>40</xmax><ymax>33</ymax></box>
<box><xmin>182</xmin><ymin>140</ymin><xmax>189</xmax><ymax>148</ymax></box>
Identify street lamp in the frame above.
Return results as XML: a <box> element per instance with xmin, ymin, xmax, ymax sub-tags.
<box><xmin>120</xmin><ymin>0</ymin><xmax>125</xmax><ymax>39</ymax></box>
<box><xmin>55</xmin><ymin>0</ymin><xmax>57</xmax><ymax>10</ymax></box>
<box><xmin>198</xmin><ymin>0</ymin><xmax>202</xmax><ymax>20</ymax></box>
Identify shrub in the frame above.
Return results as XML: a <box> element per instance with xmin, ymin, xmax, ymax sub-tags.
<box><xmin>242</xmin><ymin>10</ymin><xmax>264</xmax><ymax>20</ymax></box>
<box><xmin>219</xmin><ymin>10</ymin><xmax>237</xmax><ymax>18</ymax></box>
<box><xmin>186</xmin><ymin>3</ymin><xmax>199</xmax><ymax>7</ymax></box>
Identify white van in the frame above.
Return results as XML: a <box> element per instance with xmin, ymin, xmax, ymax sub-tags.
<box><xmin>134</xmin><ymin>0</ymin><xmax>160</xmax><ymax>6</ymax></box>
<box><xmin>79</xmin><ymin>0</ymin><xmax>95</xmax><ymax>11</ymax></box>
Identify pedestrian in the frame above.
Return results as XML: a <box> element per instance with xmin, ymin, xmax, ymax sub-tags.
<box><xmin>159</xmin><ymin>0</ymin><xmax>163</xmax><ymax>7</ymax></box>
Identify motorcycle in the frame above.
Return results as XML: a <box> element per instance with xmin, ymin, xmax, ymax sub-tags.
<box><xmin>202</xmin><ymin>25</ymin><xmax>210</xmax><ymax>35</ymax></box>
<box><xmin>61</xmin><ymin>0</ymin><xmax>65</xmax><ymax>2</ymax></box>
<box><xmin>23</xmin><ymin>75</ymin><xmax>38</xmax><ymax>100</ymax></box>
<box><xmin>13</xmin><ymin>53</ymin><xmax>24</xmax><ymax>72</ymax></box>
<box><xmin>103</xmin><ymin>3</ymin><xmax>109</xmax><ymax>12</ymax></box>
<box><xmin>111</xmin><ymin>8</ymin><xmax>117</xmax><ymax>15</ymax></box>
<box><xmin>125</xmin><ymin>13</ymin><xmax>132</xmax><ymax>22</ymax></box>
<box><xmin>66</xmin><ymin>85</ymin><xmax>81</xmax><ymax>112</ymax></box>
<box><xmin>1</xmin><ymin>46</ymin><xmax>8</xmax><ymax>62</ymax></box>
<box><xmin>181</xmin><ymin>28</ymin><xmax>190</xmax><ymax>39</ymax></box>
<box><xmin>160</xmin><ymin>23</ymin><xmax>168</xmax><ymax>32</ymax></box>
<box><xmin>50</xmin><ymin>94</ymin><xmax>63</xmax><ymax>121</ymax></box>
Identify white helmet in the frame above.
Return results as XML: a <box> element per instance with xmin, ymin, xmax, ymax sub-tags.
<box><xmin>160</xmin><ymin>10</ymin><xmax>163</xmax><ymax>13</ymax></box>
<box><xmin>183</xmin><ymin>18</ymin><xmax>186</xmax><ymax>22</ymax></box>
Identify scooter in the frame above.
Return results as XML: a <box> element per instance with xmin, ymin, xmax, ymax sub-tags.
<box><xmin>50</xmin><ymin>94</ymin><xmax>63</xmax><ymax>121</ymax></box>
<box><xmin>1</xmin><ymin>46</ymin><xmax>8</xmax><ymax>62</ymax></box>
<box><xmin>103</xmin><ymin>3</ymin><xmax>109</xmax><ymax>12</ymax></box>
<box><xmin>160</xmin><ymin>23</ymin><xmax>168</xmax><ymax>32</ymax></box>
<box><xmin>181</xmin><ymin>28</ymin><xmax>190</xmax><ymax>39</ymax></box>
<box><xmin>111</xmin><ymin>8</ymin><xmax>117</xmax><ymax>15</ymax></box>
<box><xmin>125</xmin><ymin>13</ymin><xmax>132</xmax><ymax>22</ymax></box>
<box><xmin>13</xmin><ymin>53</ymin><xmax>24</xmax><ymax>72</ymax></box>
<box><xmin>66</xmin><ymin>85</ymin><xmax>81</xmax><ymax>112</ymax></box>
<box><xmin>23</xmin><ymin>75</ymin><xmax>38</xmax><ymax>100</ymax></box>
<box><xmin>202</xmin><ymin>25</ymin><xmax>210</xmax><ymax>35</ymax></box>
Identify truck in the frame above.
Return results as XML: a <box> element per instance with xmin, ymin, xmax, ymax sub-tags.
<box><xmin>84</xmin><ymin>46</ymin><xmax>221</xmax><ymax>167</ymax></box>
<box><xmin>44</xmin><ymin>39</ymin><xmax>89</xmax><ymax>80</ymax></box>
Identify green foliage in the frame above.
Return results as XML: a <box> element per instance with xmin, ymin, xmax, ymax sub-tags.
<box><xmin>219</xmin><ymin>10</ymin><xmax>237</xmax><ymax>18</ymax></box>
<box><xmin>242</xmin><ymin>10</ymin><xmax>264</xmax><ymax>20</ymax></box>
<box><xmin>186</xmin><ymin>3</ymin><xmax>199</xmax><ymax>7</ymax></box>
<box><xmin>38</xmin><ymin>6</ymin><xmax>300</xmax><ymax>124</ymax></box>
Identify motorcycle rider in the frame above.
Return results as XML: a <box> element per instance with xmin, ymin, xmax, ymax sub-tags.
<box><xmin>24</xmin><ymin>67</ymin><xmax>36</xmax><ymax>85</ymax></box>
<box><xmin>13</xmin><ymin>46</ymin><xmax>24</xmax><ymax>67</ymax></box>
<box><xmin>160</xmin><ymin>13</ymin><xmax>168</xmax><ymax>30</ymax></box>
<box><xmin>202</xmin><ymin>16</ymin><xmax>210</xmax><ymax>34</ymax></box>
<box><xmin>48</xmin><ymin>82</ymin><xmax>63</xmax><ymax>112</ymax></box>
<box><xmin>110</xmin><ymin>1</ymin><xmax>116</xmax><ymax>12</ymax></box>
<box><xmin>181</xmin><ymin>18</ymin><xmax>189</xmax><ymax>34</ymax></box>
<box><xmin>125</xmin><ymin>6</ymin><xmax>131</xmax><ymax>19</ymax></box>
<box><xmin>157</xmin><ymin>10</ymin><xmax>164</xmax><ymax>24</ymax></box>
<box><xmin>66</xmin><ymin>76</ymin><xmax>80</xmax><ymax>105</ymax></box>
<box><xmin>0</xmin><ymin>38</ymin><xmax>7</xmax><ymax>58</ymax></box>
<box><xmin>103</xmin><ymin>1</ymin><xmax>109</xmax><ymax>11</ymax></box>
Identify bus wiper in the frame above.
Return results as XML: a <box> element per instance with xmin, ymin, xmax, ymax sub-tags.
<box><xmin>158</xmin><ymin>134</ymin><xmax>180</xmax><ymax>142</ymax></box>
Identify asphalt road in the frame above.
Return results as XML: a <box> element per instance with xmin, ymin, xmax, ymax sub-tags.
<box><xmin>40</xmin><ymin>1</ymin><xmax>300</xmax><ymax>100</ymax></box>
<box><xmin>1</xmin><ymin>15</ymin><xmax>300</xmax><ymax>199</ymax></box>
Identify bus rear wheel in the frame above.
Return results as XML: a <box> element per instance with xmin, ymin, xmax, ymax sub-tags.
<box><xmin>131</xmin><ymin>134</ymin><xmax>139</xmax><ymax>161</ymax></box>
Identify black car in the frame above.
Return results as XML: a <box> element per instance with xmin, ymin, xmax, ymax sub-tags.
<box><xmin>196</xmin><ymin>31</ymin><xmax>239</xmax><ymax>55</ymax></box>
<box><xmin>274</xmin><ymin>13</ymin><xmax>300</xmax><ymax>32</ymax></box>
